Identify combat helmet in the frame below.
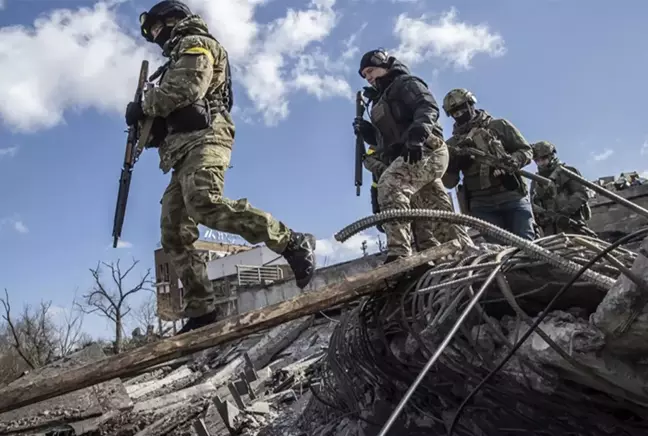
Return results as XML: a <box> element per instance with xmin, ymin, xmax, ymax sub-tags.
<box><xmin>443</xmin><ymin>88</ymin><xmax>477</xmax><ymax>116</ymax></box>
<box><xmin>531</xmin><ymin>141</ymin><xmax>557</xmax><ymax>159</ymax></box>
<box><xmin>140</xmin><ymin>1</ymin><xmax>192</xmax><ymax>44</ymax></box>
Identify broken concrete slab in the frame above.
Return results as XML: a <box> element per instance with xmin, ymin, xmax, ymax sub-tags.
<box><xmin>0</xmin><ymin>344</ymin><xmax>131</xmax><ymax>434</ymax></box>
<box><xmin>127</xmin><ymin>365</ymin><xmax>198</xmax><ymax>402</ymax></box>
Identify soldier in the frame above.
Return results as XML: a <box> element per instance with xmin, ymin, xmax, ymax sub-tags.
<box><xmin>126</xmin><ymin>1</ymin><xmax>316</xmax><ymax>335</ymax></box>
<box><xmin>530</xmin><ymin>141</ymin><xmax>593</xmax><ymax>236</ymax></box>
<box><xmin>442</xmin><ymin>88</ymin><xmax>536</xmax><ymax>241</ymax></box>
<box><xmin>353</xmin><ymin>49</ymin><xmax>473</xmax><ymax>263</ymax></box>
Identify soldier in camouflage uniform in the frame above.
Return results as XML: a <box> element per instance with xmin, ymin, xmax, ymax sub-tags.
<box><xmin>530</xmin><ymin>141</ymin><xmax>593</xmax><ymax>236</ymax></box>
<box><xmin>125</xmin><ymin>1</ymin><xmax>316</xmax><ymax>335</ymax></box>
<box><xmin>442</xmin><ymin>88</ymin><xmax>536</xmax><ymax>241</ymax></box>
<box><xmin>353</xmin><ymin>49</ymin><xmax>473</xmax><ymax>262</ymax></box>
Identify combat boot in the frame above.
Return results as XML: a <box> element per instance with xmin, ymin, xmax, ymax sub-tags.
<box><xmin>282</xmin><ymin>232</ymin><xmax>317</xmax><ymax>289</ymax></box>
<box><xmin>177</xmin><ymin>310</ymin><xmax>219</xmax><ymax>335</ymax></box>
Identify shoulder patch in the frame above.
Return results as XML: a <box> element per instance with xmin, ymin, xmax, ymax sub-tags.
<box><xmin>182</xmin><ymin>46</ymin><xmax>214</xmax><ymax>65</ymax></box>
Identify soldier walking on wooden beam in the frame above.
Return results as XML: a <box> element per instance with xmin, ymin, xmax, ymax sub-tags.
<box><xmin>125</xmin><ymin>1</ymin><xmax>317</xmax><ymax>335</ymax></box>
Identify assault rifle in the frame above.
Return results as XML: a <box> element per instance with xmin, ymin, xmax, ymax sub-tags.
<box><xmin>448</xmin><ymin>139</ymin><xmax>553</xmax><ymax>187</ymax></box>
<box><xmin>354</xmin><ymin>91</ymin><xmax>366</xmax><ymax>196</ymax></box>
<box><xmin>536</xmin><ymin>208</ymin><xmax>598</xmax><ymax>238</ymax></box>
<box><xmin>112</xmin><ymin>60</ymin><xmax>155</xmax><ymax>248</ymax></box>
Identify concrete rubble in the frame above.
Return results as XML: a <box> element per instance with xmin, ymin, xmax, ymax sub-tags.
<box><xmin>3</xmin><ymin>232</ymin><xmax>648</xmax><ymax>435</ymax></box>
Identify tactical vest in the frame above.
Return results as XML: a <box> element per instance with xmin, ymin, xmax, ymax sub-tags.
<box><xmin>369</xmin><ymin>76</ymin><xmax>440</xmax><ymax>162</ymax></box>
<box><xmin>458</xmin><ymin>127</ymin><xmax>525</xmax><ymax>197</ymax></box>
<box><xmin>534</xmin><ymin>165</ymin><xmax>591</xmax><ymax>220</ymax></box>
<box><xmin>370</xmin><ymin>84</ymin><xmax>406</xmax><ymax>160</ymax></box>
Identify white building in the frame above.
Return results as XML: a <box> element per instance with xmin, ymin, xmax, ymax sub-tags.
<box><xmin>177</xmin><ymin>245</ymin><xmax>289</xmax><ymax>290</ymax></box>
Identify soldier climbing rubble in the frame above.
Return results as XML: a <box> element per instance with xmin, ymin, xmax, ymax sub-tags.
<box><xmin>352</xmin><ymin>49</ymin><xmax>473</xmax><ymax>263</ymax></box>
<box><xmin>125</xmin><ymin>1</ymin><xmax>316</xmax><ymax>335</ymax></box>
<box><xmin>530</xmin><ymin>140</ymin><xmax>595</xmax><ymax>237</ymax></box>
<box><xmin>442</xmin><ymin>88</ymin><xmax>537</xmax><ymax>242</ymax></box>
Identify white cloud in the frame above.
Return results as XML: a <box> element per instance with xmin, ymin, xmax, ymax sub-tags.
<box><xmin>340</xmin><ymin>23</ymin><xmax>366</xmax><ymax>63</ymax></box>
<box><xmin>316</xmin><ymin>230</ymin><xmax>383</xmax><ymax>265</ymax></box>
<box><xmin>177</xmin><ymin>0</ymin><xmax>345</xmax><ymax>125</ymax></box>
<box><xmin>0</xmin><ymin>216</ymin><xmax>28</xmax><ymax>234</ymax></box>
<box><xmin>641</xmin><ymin>140</ymin><xmax>648</xmax><ymax>156</ymax></box>
<box><xmin>392</xmin><ymin>7</ymin><xmax>506</xmax><ymax>69</ymax></box>
<box><xmin>236</xmin><ymin>0</ymin><xmax>342</xmax><ymax>124</ymax></box>
<box><xmin>0</xmin><ymin>0</ymin><xmax>348</xmax><ymax>131</ymax></box>
<box><xmin>0</xmin><ymin>0</ymin><xmax>5</xmax><ymax>11</ymax></box>
<box><xmin>0</xmin><ymin>146</ymin><xmax>18</xmax><ymax>159</ymax></box>
<box><xmin>116</xmin><ymin>240</ymin><xmax>133</xmax><ymax>248</ymax></box>
<box><xmin>591</xmin><ymin>149</ymin><xmax>613</xmax><ymax>162</ymax></box>
<box><xmin>292</xmin><ymin>51</ymin><xmax>353</xmax><ymax>100</ymax></box>
<box><xmin>13</xmin><ymin>220</ymin><xmax>28</xmax><ymax>234</ymax></box>
<box><xmin>0</xmin><ymin>2</ymin><xmax>160</xmax><ymax>132</ymax></box>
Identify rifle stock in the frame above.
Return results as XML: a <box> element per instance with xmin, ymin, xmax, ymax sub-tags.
<box><xmin>112</xmin><ymin>60</ymin><xmax>153</xmax><ymax>248</ymax></box>
<box><xmin>354</xmin><ymin>91</ymin><xmax>366</xmax><ymax>196</ymax></box>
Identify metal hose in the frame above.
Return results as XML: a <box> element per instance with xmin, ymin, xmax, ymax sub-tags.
<box><xmin>334</xmin><ymin>209</ymin><xmax>615</xmax><ymax>290</ymax></box>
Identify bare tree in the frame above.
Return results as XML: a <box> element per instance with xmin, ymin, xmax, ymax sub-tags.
<box><xmin>78</xmin><ymin>259</ymin><xmax>151</xmax><ymax>353</ymax></box>
<box><xmin>134</xmin><ymin>292</ymin><xmax>158</xmax><ymax>334</ymax></box>
<box><xmin>54</xmin><ymin>293</ymin><xmax>88</xmax><ymax>357</ymax></box>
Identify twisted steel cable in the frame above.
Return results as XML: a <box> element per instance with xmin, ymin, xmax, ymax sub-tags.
<box><xmin>299</xmin><ymin>212</ymin><xmax>648</xmax><ymax>435</ymax></box>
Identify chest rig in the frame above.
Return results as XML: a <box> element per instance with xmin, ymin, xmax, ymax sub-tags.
<box><xmin>459</xmin><ymin>127</ymin><xmax>501</xmax><ymax>190</ymax></box>
<box><xmin>533</xmin><ymin>166</ymin><xmax>560</xmax><ymax>211</ymax></box>
<box><xmin>369</xmin><ymin>83</ymin><xmax>405</xmax><ymax>160</ymax></box>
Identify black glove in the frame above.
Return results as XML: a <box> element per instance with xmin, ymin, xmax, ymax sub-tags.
<box><xmin>353</xmin><ymin>117</ymin><xmax>373</xmax><ymax>136</ymax></box>
<box><xmin>402</xmin><ymin>143</ymin><xmax>423</xmax><ymax>164</ymax></box>
<box><xmin>501</xmin><ymin>154</ymin><xmax>519</xmax><ymax>172</ymax></box>
<box><xmin>125</xmin><ymin>101</ymin><xmax>145</xmax><ymax>126</ymax></box>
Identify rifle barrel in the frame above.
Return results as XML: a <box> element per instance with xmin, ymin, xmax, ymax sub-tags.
<box><xmin>519</xmin><ymin>169</ymin><xmax>552</xmax><ymax>186</ymax></box>
<box><xmin>558</xmin><ymin>165</ymin><xmax>648</xmax><ymax>220</ymax></box>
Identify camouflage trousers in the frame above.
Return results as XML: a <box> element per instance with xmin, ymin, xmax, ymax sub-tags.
<box><xmin>377</xmin><ymin>137</ymin><xmax>473</xmax><ymax>257</ymax></box>
<box><xmin>160</xmin><ymin>143</ymin><xmax>292</xmax><ymax>318</ymax></box>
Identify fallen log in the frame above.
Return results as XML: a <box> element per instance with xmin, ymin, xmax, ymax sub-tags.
<box><xmin>0</xmin><ymin>240</ymin><xmax>460</xmax><ymax>414</ymax></box>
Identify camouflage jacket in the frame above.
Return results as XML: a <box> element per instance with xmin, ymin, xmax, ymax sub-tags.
<box><xmin>530</xmin><ymin>162</ymin><xmax>590</xmax><ymax>223</ymax></box>
<box><xmin>142</xmin><ymin>15</ymin><xmax>235</xmax><ymax>173</ymax></box>
<box><xmin>443</xmin><ymin>110</ymin><xmax>532</xmax><ymax>205</ymax></box>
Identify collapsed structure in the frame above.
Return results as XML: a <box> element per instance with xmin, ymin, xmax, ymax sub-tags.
<box><xmin>2</xmin><ymin>178</ymin><xmax>648</xmax><ymax>435</ymax></box>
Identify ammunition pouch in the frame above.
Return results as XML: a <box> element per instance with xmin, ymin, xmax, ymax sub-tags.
<box><xmin>146</xmin><ymin>117</ymin><xmax>168</xmax><ymax>148</ymax></box>
<box><xmin>166</xmin><ymin>98</ymin><xmax>212</xmax><ymax>134</ymax></box>
<box><xmin>500</xmin><ymin>172</ymin><xmax>521</xmax><ymax>192</ymax></box>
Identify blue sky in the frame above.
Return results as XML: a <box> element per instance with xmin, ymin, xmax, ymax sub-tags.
<box><xmin>0</xmin><ymin>0</ymin><xmax>646</xmax><ymax>337</ymax></box>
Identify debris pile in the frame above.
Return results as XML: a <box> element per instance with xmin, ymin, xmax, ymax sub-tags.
<box><xmin>281</xmin><ymin>234</ymin><xmax>648</xmax><ymax>435</ymax></box>
<box><xmin>3</xmin><ymin>227</ymin><xmax>648</xmax><ymax>435</ymax></box>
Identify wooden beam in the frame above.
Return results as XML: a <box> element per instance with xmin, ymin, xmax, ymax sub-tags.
<box><xmin>0</xmin><ymin>240</ymin><xmax>460</xmax><ymax>414</ymax></box>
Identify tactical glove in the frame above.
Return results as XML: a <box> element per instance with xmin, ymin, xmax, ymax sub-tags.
<box><xmin>353</xmin><ymin>118</ymin><xmax>373</xmax><ymax>137</ymax></box>
<box><xmin>402</xmin><ymin>143</ymin><xmax>423</xmax><ymax>164</ymax></box>
<box><xmin>125</xmin><ymin>101</ymin><xmax>144</xmax><ymax>126</ymax></box>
